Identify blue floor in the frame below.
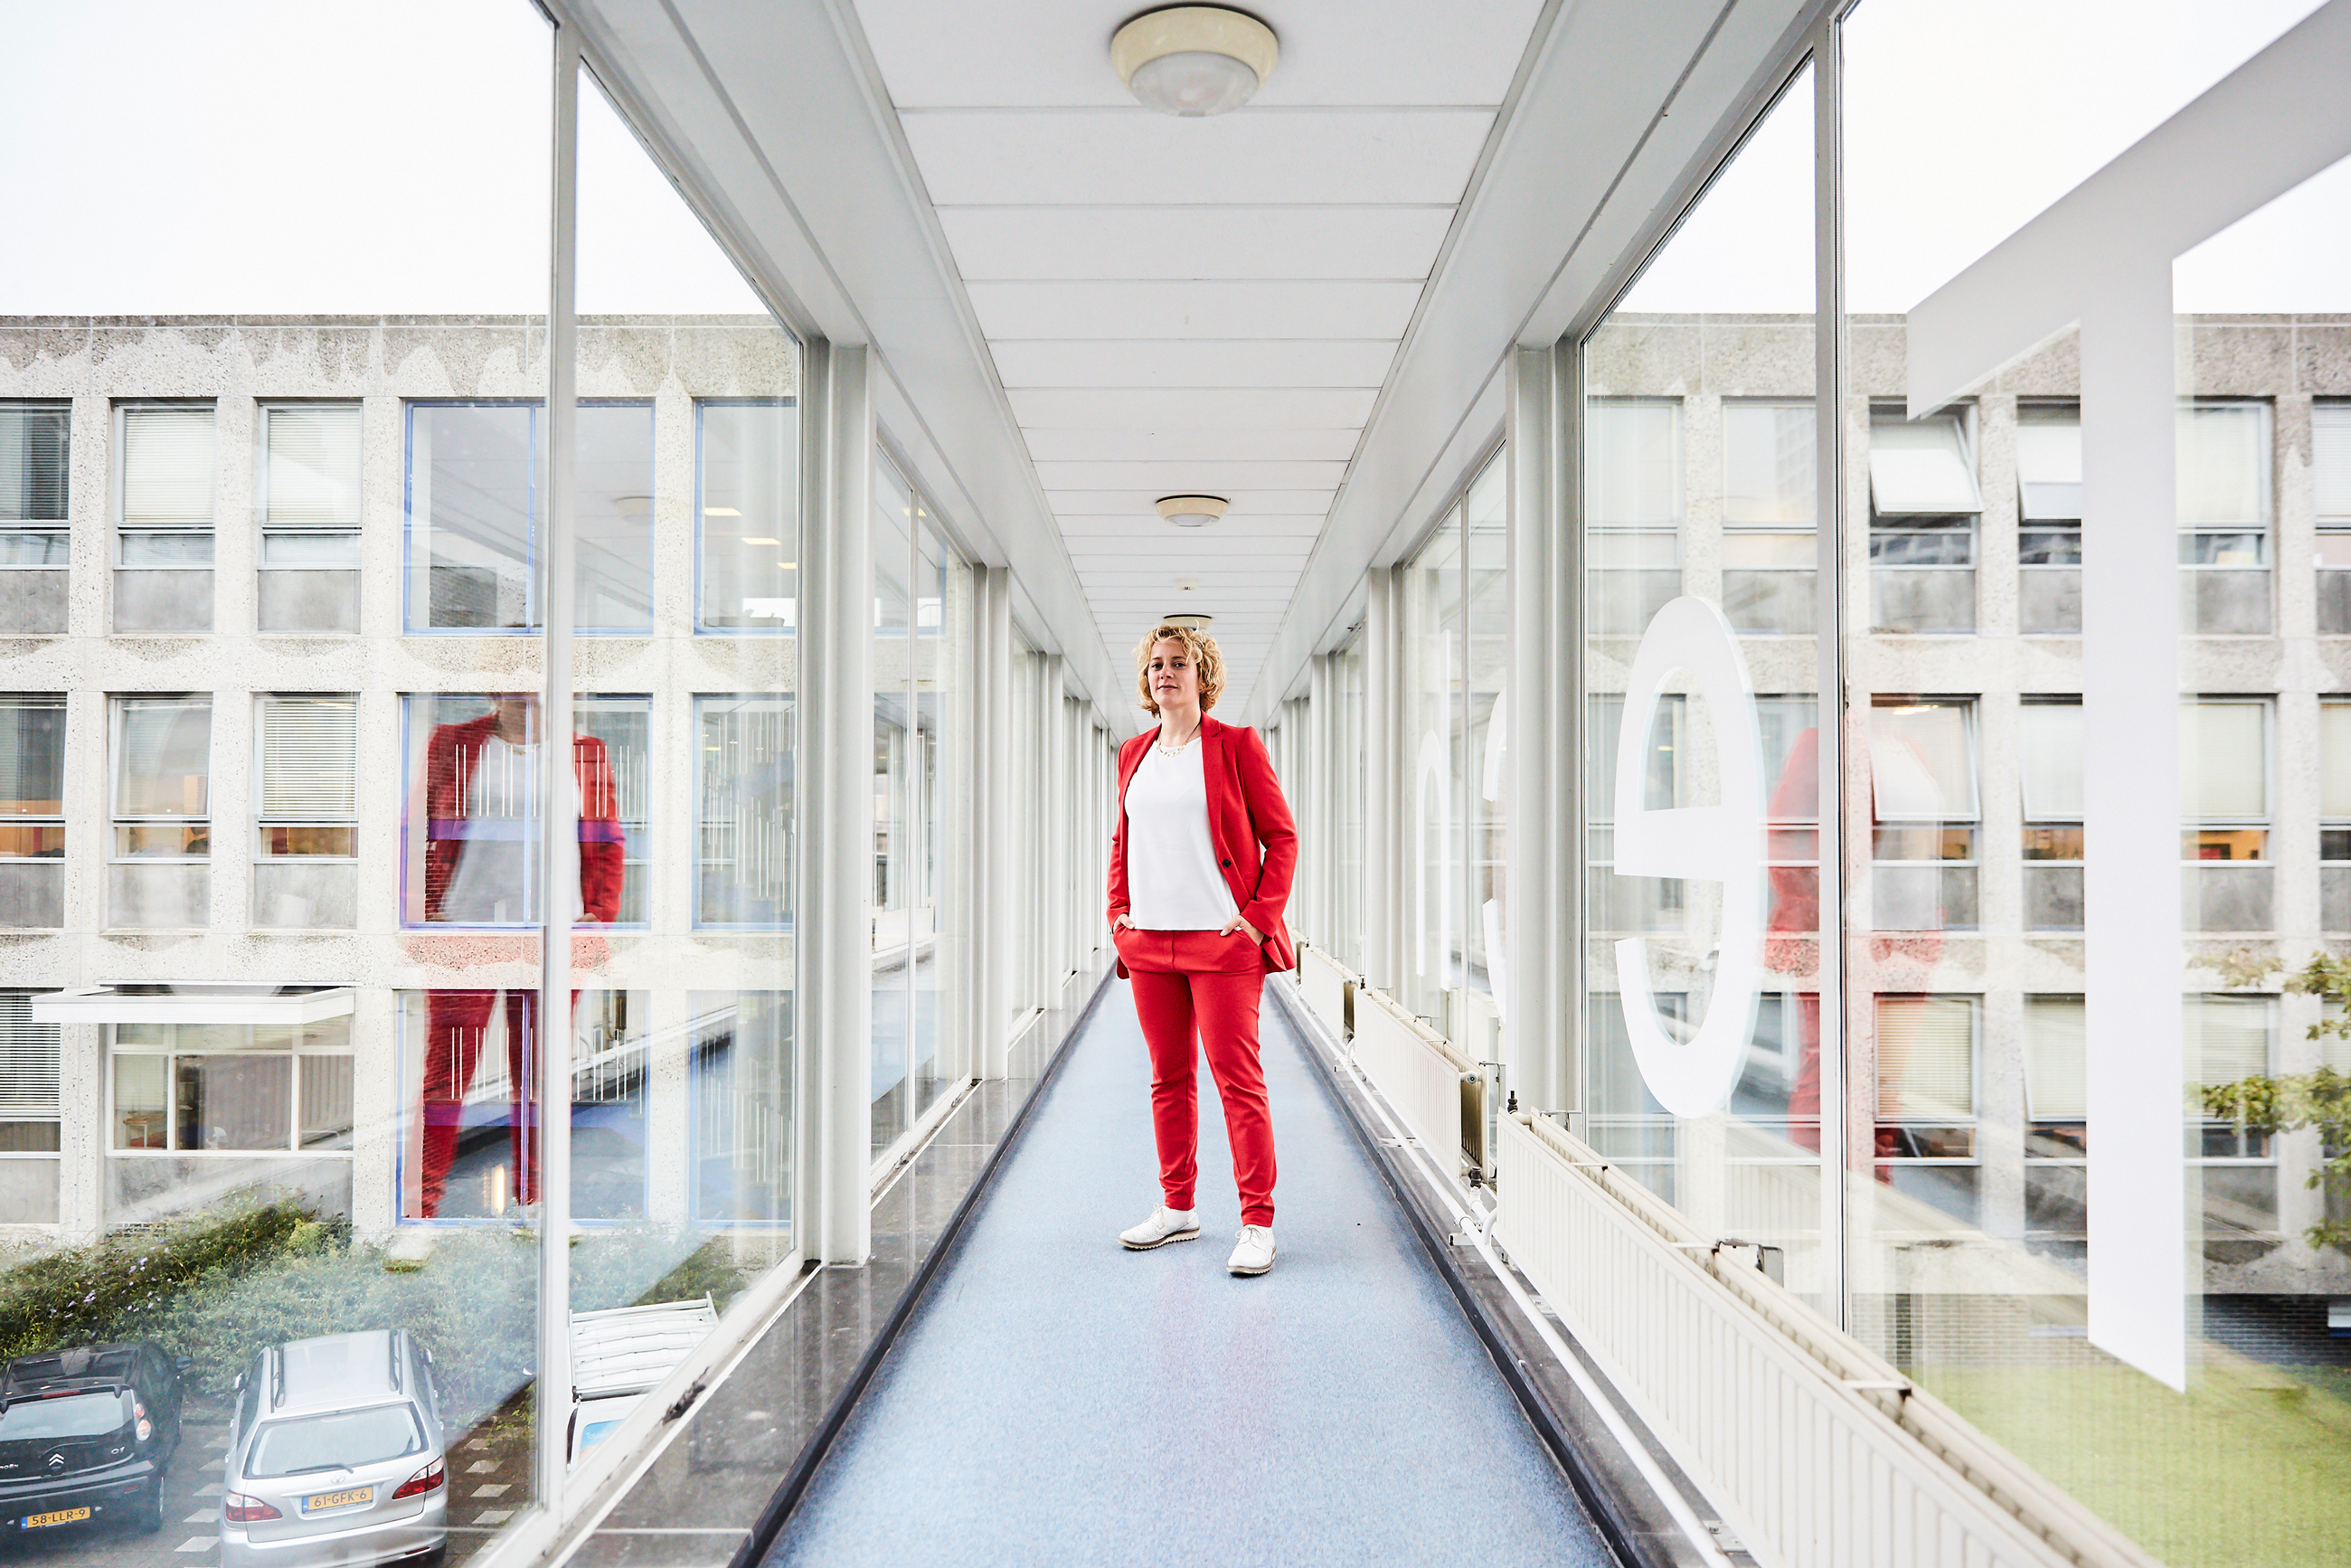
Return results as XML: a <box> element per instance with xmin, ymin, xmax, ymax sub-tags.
<box><xmin>771</xmin><ymin>978</ymin><xmax>1616</xmax><ymax>1568</ymax></box>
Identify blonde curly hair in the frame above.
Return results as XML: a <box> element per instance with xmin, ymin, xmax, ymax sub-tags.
<box><xmin>1134</xmin><ymin>623</ymin><xmax>1225</xmax><ymax>715</ymax></box>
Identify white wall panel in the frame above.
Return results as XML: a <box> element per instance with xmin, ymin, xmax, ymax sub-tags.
<box><xmin>967</xmin><ymin>279</ymin><xmax>1426</xmax><ymax>339</ymax></box>
<box><xmin>991</xmin><ymin>340</ymin><xmax>1399</xmax><ymax>389</ymax></box>
<box><xmin>938</xmin><ymin>207</ymin><xmax>1453</xmax><ymax>281</ymax></box>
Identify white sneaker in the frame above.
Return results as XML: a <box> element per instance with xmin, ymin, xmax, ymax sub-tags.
<box><xmin>1119</xmin><ymin>1206</ymin><xmax>1201</xmax><ymax>1251</ymax></box>
<box><xmin>1227</xmin><ymin>1224</ymin><xmax>1277</xmax><ymax>1276</ymax></box>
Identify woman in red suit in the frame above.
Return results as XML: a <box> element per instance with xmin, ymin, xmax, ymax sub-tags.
<box><xmin>1107</xmin><ymin>624</ymin><xmax>1298</xmax><ymax>1277</ymax></box>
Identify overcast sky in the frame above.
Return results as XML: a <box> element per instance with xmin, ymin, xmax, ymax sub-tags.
<box><xmin>0</xmin><ymin>0</ymin><xmax>2337</xmax><ymax>318</ymax></box>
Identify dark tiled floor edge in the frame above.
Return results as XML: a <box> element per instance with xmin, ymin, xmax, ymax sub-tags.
<box><xmin>565</xmin><ymin>960</ymin><xmax>1116</xmax><ymax>1568</ymax></box>
<box><xmin>1267</xmin><ymin>978</ymin><xmax>1746</xmax><ymax>1568</ymax></box>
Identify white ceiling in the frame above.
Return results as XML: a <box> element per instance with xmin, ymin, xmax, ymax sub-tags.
<box><xmin>852</xmin><ymin>0</ymin><xmax>1547</xmax><ymax>705</ymax></box>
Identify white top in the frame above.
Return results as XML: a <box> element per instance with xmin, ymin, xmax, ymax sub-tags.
<box><xmin>439</xmin><ymin>735</ymin><xmax>585</xmax><ymax>926</ymax></box>
<box><xmin>1123</xmin><ymin>738</ymin><xmax>1240</xmax><ymax>930</ymax></box>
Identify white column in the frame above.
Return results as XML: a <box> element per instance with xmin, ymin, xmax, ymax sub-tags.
<box><xmin>1362</xmin><ymin>567</ymin><xmax>1404</xmax><ymax>994</ymax></box>
<box><xmin>798</xmin><ymin>339</ymin><xmax>875</xmax><ymax>1265</ymax></box>
<box><xmin>973</xmin><ymin>566</ymin><xmax>1015</xmax><ymax>1077</ymax></box>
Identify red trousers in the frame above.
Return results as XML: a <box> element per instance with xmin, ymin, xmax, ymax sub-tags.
<box><xmin>418</xmin><ymin>989</ymin><xmax>540</xmax><ymax>1218</ymax></box>
<box><xmin>1119</xmin><ymin>928</ymin><xmax>1277</xmax><ymax>1228</ymax></box>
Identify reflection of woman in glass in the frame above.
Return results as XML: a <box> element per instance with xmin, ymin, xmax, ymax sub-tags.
<box><xmin>416</xmin><ymin>694</ymin><xmax>623</xmax><ymax>1218</ymax></box>
<box><xmin>1109</xmin><ymin>626</ymin><xmax>1298</xmax><ymax>1277</ymax></box>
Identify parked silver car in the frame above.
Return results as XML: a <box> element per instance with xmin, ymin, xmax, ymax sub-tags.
<box><xmin>220</xmin><ymin>1330</ymin><xmax>447</xmax><ymax>1568</ymax></box>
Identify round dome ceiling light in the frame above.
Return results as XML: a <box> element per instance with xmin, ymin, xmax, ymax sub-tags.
<box><xmin>1156</xmin><ymin>494</ymin><xmax>1230</xmax><ymax>528</ymax></box>
<box><xmin>1112</xmin><ymin>7</ymin><xmax>1278</xmax><ymax>118</ymax></box>
<box><xmin>1164</xmin><ymin>612</ymin><xmax>1214</xmax><ymax>629</ymax></box>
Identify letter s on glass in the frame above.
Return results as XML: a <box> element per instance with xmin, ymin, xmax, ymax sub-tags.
<box><xmin>1612</xmin><ymin>596</ymin><xmax>1766</xmax><ymax>1119</ymax></box>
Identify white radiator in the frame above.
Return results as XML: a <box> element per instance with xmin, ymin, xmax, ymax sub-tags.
<box><xmin>1351</xmin><ymin>987</ymin><xmax>1473</xmax><ymax>1171</ymax></box>
<box><xmin>1299</xmin><ymin>946</ymin><xmax>1350</xmax><ymax>1038</ymax></box>
<box><xmin>1494</xmin><ymin>1112</ymin><xmax>2157</xmax><ymax>1568</ymax></box>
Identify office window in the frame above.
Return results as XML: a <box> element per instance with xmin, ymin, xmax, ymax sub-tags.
<box><xmin>258</xmin><ymin>403</ymin><xmax>362</xmax><ymax>633</ymax></box>
<box><xmin>2020</xmin><ymin>699</ymin><xmax>2083</xmax><ymax>931</ymax></box>
<box><xmin>1867</xmin><ymin>408</ymin><xmax>1978</xmax><ymax>633</ymax></box>
<box><xmin>2016</xmin><ymin>403</ymin><xmax>2082</xmax><ymax>634</ymax></box>
<box><xmin>2323</xmin><ymin>700</ymin><xmax>2351</xmax><ymax>930</ymax></box>
<box><xmin>697</xmin><ymin>695</ymin><xmax>793</xmax><ymax>927</ymax></box>
<box><xmin>1586</xmin><ymin>692</ymin><xmax>1685</xmax><ymax>937</ymax></box>
<box><xmin>575</xmin><ymin>696</ymin><xmax>651</xmax><ymax>926</ymax></box>
<box><xmin>0</xmin><ymin>695</ymin><xmax>64</xmax><ymax>930</ymax></box>
<box><xmin>2182</xmin><ymin>698</ymin><xmax>2271</xmax><ymax>934</ymax></box>
<box><xmin>1722</xmin><ymin>400</ymin><xmax>1816</xmax><ymax>635</ymax></box>
<box><xmin>2177</xmin><ymin>401</ymin><xmax>2271</xmax><ymax>635</ymax></box>
<box><xmin>2021</xmin><ymin>994</ymin><xmax>2087</xmax><ymax>1242</ymax></box>
<box><xmin>575</xmin><ymin>402</ymin><xmax>655</xmax><ymax>632</ymax></box>
<box><xmin>1869</xmin><ymin>698</ymin><xmax>1978</xmax><ymax>930</ymax></box>
<box><xmin>570</xmin><ymin>989</ymin><xmax>650</xmax><ymax>1222</ymax></box>
<box><xmin>0</xmin><ymin>992</ymin><xmax>61</xmax><ymax>1225</ymax></box>
<box><xmin>2187</xmin><ymin>995</ymin><xmax>2279</xmax><ymax>1231</ymax></box>
<box><xmin>114</xmin><ymin>697</ymin><xmax>212</xmax><ymax>859</ymax></box>
<box><xmin>0</xmin><ymin>404</ymin><xmax>69</xmax><ymax>636</ymax></box>
<box><xmin>1874</xmin><ymin>994</ymin><xmax>1979</xmax><ymax>1224</ymax></box>
<box><xmin>117</xmin><ymin>405</ymin><xmax>215</xmax><ymax>633</ymax></box>
<box><xmin>109</xmin><ymin>1019</ymin><xmax>353</xmax><ymax>1154</ymax></box>
<box><xmin>253</xmin><ymin>696</ymin><xmax>358</xmax><ymax>929</ymax></box>
<box><xmin>697</xmin><ymin>400</ymin><xmax>798</xmax><ymax>632</ymax></box>
<box><xmin>689</xmin><ymin>991</ymin><xmax>794</xmax><ymax>1226</ymax></box>
<box><xmin>2316</xmin><ymin>403</ymin><xmax>2351</xmax><ymax>633</ymax></box>
<box><xmin>1584</xmin><ymin>399</ymin><xmax>1680</xmax><ymax>636</ymax></box>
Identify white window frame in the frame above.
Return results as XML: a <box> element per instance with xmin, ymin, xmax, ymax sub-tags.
<box><xmin>0</xmin><ymin>402</ymin><xmax>71</xmax><ymax>572</ymax></box>
<box><xmin>105</xmin><ymin>1021</ymin><xmax>354</xmax><ymax>1157</ymax></box>
<box><xmin>2181</xmin><ymin>695</ymin><xmax>2271</xmax><ymax>864</ymax></box>
<box><xmin>1867</xmin><ymin>403</ymin><xmax>1981</xmax><ymax>570</ymax></box>
<box><xmin>111</xmin><ymin>694</ymin><xmax>213</xmax><ymax>863</ymax></box>
<box><xmin>257</xmin><ymin>401</ymin><xmax>364</xmax><ymax>572</ymax></box>
<box><xmin>0</xmin><ymin>694</ymin><xmax>65</xmax><ymax>863</ymax></box>
<box><xmin>115</xmin><ymin>401</ymin><xmax>217</xmax><ymax>571</ymax></box>
<box><xmin>2176</xmin><ymin>399</ymin><xmax>2272</xmax><ymax>571</ymax></box>
<box><xmin>253</xmin><ymin>694</ymin><xmax>359</xmax><ymax>863</ymax></box>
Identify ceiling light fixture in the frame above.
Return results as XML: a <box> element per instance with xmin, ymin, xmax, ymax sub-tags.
<box><xmin>1111</xmin><ymin>6</ymin><xmax>1277</xmax><ymax>118</ymax></box>
<box><xmin>1156</xmin><ymin>494</ymin><xmax>1229</xmax><ymax>528</ymax></box>
<box><xmin>1164</xmin><ymin>612</ymin><xmax>1214</xmax><ymax>629</ymax></box>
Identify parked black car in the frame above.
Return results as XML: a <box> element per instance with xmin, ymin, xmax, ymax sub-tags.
<box><xmin>0</xmin><ymin>1342</ymin><xmax>185</xmax><ymax>1538</ymax></box>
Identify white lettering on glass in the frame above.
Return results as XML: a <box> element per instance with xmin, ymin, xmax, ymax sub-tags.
<box><xmin>1612</xmin><ymin>596</ymin><xmax>1766</xmax><ymax>1118</ymax></box>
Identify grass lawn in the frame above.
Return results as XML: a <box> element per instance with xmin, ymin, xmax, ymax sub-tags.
<box><xmin>1925</xmin><ymin>1359</ymin><xmax>2351</xmax><ymax>1567</ymax></box>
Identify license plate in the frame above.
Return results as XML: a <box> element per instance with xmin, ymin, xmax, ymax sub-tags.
<box><xmin>302</xmin><ymin>1487</ymin><xmax>373</xmax><ymax>1514</ymax></box>
<box><xmin>23</xmin><ymin>1507</ymin><xmax>90</xmax><ymax>1528</ymax></box>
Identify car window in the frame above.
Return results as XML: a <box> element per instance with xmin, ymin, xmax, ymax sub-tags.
<box><xmin>244</xmin><ymin>1404</ymin><xmax>425</xmax><ymax>1478</ymax></box>
<box><xmin>0</xmin><ymin>1391</ymin><xmax>131</xmax><ymax>1441</ymax></box>
<box><xmin>235</xmin><ymin>1374</ymin><xmax>260</xmax><ymax>1444</ymax></box>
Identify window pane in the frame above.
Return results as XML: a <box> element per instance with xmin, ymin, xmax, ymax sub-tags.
<box><xmin>2024</xmin><ymin>996</ymin><xmax>2087</xmax><ymax>1121</ymax></box>
<box><xmin>575</xmin><ymin>697</ymin><xmax>651</xmax><ymax>925</ymax></box>
<box><xmin>1875</xmin><ymin>996</ymin><xmax>1976</xmax><ymax>1119</ymax></box>
<box><xmin>696</xmin><ymin>696</ymin><xmax>793</xmax><ymax>926</ymax></box>
<box><xmin>115</xmin><ymin>698</ymin><xmax>212</xmax><ymax>818</ymax></box>
<box><xmin>2019</xmin><ymin>702</ymin><xmax>2083</xmax><ymax>821</ymax></box>
<box><xmin>691</xmin><ymin>991</ymin><xmax>793</xmax><ymax>1225</ymax></box>
<box><xmin>0</xmin><ymin>407</ymin><xmax>69</xmax><ymax>523</ymax></box>
<box><xmin>257</xmin><ymin>696</ymin><xmax>357</xmax><ymax>823</ymax></box>
<box><xmin>2177</xmin><ymin>401</ymin><xmax>2268</xmax><ymax>526</ymax></box>
<box><xmin>2318</xmin><ymin>403</ymin><xmax>2351</xmax><ymax>523</ymax></box>
<box><xmin>1867</xmin><ymin>411</ymin><xmax>1980</xmax><ymax>515</ymax></box>
<box><xmin>1869</xmin><ymin>702</ymin><xmax>1978</xmax><ymax>820</ymax></box>
<box><xmin>1586</xmin><ymin>400</ymin><xmax>1681</xmax><ymax>527</ymax></box>
<box><xmin>1723</xmin><ymin>401</ymin><xmax>1815</xmax><ymax>525</ymax></box>
<box><xmin>2015</xmin><ymin>405</ymin><xmax>2082</xmax><ymax>522</ymax></box>
<box><xmin>2186</xmin><ymin>994</ymin><xmax>2271</xmax><ymax>1087</ymax></box>
<box><xmin>0</xmin><ymin>698</ymin><xmax>63</xmax><ymax>820</ymax></box>
<box><xmin>121</xmin><ymin>407</ymin><xmax>215</xmax><ymax>524</ymax></box>
<box><xmin>2324</xmin><ymin>702</ymin><xmax>2351</xmax><ymax>820</ymax></box>
<box><xmin>262</xmin><ymin>405</ymin><xmax>362</xmax><ymax>529</ymax></box>
<box><xmin>407</xmin><ymin>403</ymin><xmax>535</xmax><ymax>631</ymax></box>
<box><xmin>297</xmin><ymin>1054</ymin><xmax>354</xmax><ymax>1149</ymax></box>
<box><xmin>697</xmin><ymin>401</ymin><xmax>799</xmax><ymax>630</ymax></box>
<box><xmin>576</xmin><ymin>402</ymin><xmax>653</xmax><ymax>631</ymax></box>
<box><xmin>0</xmin><ymin>993</ymin><xmax>60</xmax><ymax>1119</ymax></box>
<box><xmin>175</xmin><ymin>1054</ymin><xmax>291</xmax><ymax>1151</ymax></box>
<box><xmin>2181</xmin><ymin>702</ymin><xmax>2265</xmax><ymax>819</ymax></box>
<box><xmin>113</xmin><ymin>1054</ymin><xmax>167</xmax><ymax>1150</ymax></box>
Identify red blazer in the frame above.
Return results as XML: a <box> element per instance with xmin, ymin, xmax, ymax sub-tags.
<box><xmin>1107</xmin><ymin>713</ymin><xmax>1298</xmax><ymax>976</ymax></box>
<box><xmin>422</xmin><ymin>713</ymin><xmax>626</xmax><ymax>925</ymax></box>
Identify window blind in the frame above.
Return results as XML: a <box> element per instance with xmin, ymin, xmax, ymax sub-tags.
<box><xmin>0</xmin><ymin>698</ymin><xmax>64</xmax><ymax>817</ymax></box>
<box><xmin>1723</xmin><ymin>401</ymin><xmax>1815</xmax><ymax>526</ymax></box>
<box><xmin>2176</xmin><ymin>403</ymin><xmax>2267</xmax><ymax>527</ymax></box>
<box><xmin>115</xmin><ymin>698</ymin><xmax>212</xmax><ymax>818</ymax></box>
<box><xmin>1585</xmin><ymin>401</ymin><xmax>1681</xmax><ymax>528</ymax></box>
<box><xmin>2180</xmin><ymin>702</ymin><xmax>2265</xmax><ymax>820</ymax></box>
<box><xmin>257</xmin><ymin>697</ymin><xmax>357</xmax><ymax>822</ymax></box>
<box><xmin>0</xmin><ymin>407</ymin><xmax>69</xmax><ymax>524</ymax></box>
<box><xmin>1869</xmin><ymin>702</ymin><xmax>1978</xmax><ymax>821</ymax></box>
<box><xmin>2015</xmin><ymin>409</ymin><xmax>2082</xmax><ymax>523</ymax></box>
<box><xmin>1867</xmin><ymin>413</ymin><xmax>1981</xmax><ymax>516</ymax></box>
<box><xmin>120</xmin><ymin>408</ymin><xmax>215</xmax><ymax>525</ymax></box>
<box><xmin>263</xmin><ymin>406</ymin><xmax>362</xmax><ymax>530</ymax></box>
<box><xmin>2324</xmin><ymin>703</ymin><xmax>2351</xmax><ymax>821</ymax></box>
<box><xmin>2018</xmin><ymin>702</ymin><xmax>2083</xmax><ymax>821</ymax></box>
<box><xmin>0</xmin><ymin>993</ymin><xmax>60</xmax><ymax>1119</ymax></box>
<box><xmin>2186</xmin><ymin>995</ymin><xmax>2271</xmax><ymax>1088</ymax></box>
<box><xmin>1875</xmin><ymin>995</ymin><xmax>1976</xmax><ymax>1120</ymax></box>
<box><xmin>2022</xmin><ymin>996</ymin><xmax>2086</xmax><ymax>1121</ymax></box>
<box><xmin>2318</xmin><ymin>404</ymin><xmax>2351</xmax><ymax>524</ymax></box>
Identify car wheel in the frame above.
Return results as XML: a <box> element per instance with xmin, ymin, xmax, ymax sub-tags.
<box><xmin>135</xmin><ymin>1475</ymin><xmax>165</xmax><ymax>1534</ymax></box>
